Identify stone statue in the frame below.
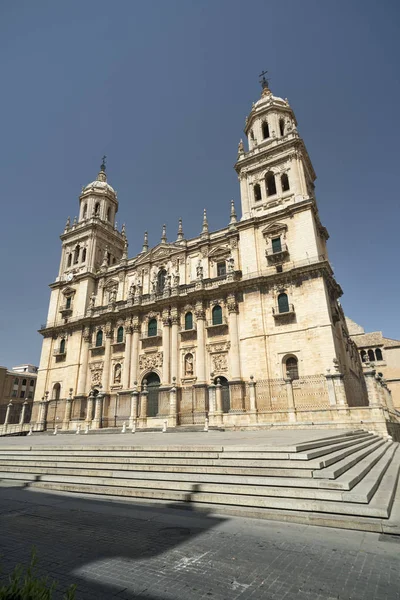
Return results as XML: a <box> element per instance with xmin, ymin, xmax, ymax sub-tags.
<box><xmin>173</xmin><ymin>271</ymin><xmax>180</xmax><ymax>287</ymax></box>
<box><xmin>238</xmin><ymin>139</ymin><xmax>244</xmax><ymax>155</ymax></box>
<box><xmin>109</xmin><ymin>288</ymin><xmax>117</xmax><ymax>303</ymax></box>
<box><xmin>114</xmin><ymin>364</ymin><xmax>121</xmax><ymax>383</ymax></box>
<box><xmin>227</xmin><ymin>257</ymin><xmax>234</xmax><ymax>273</ymax></box>
<box><xmin>89</xmin><ymin>293</ymin><xmax>96</xmax><ymax>308</ymax></box>
<box><xmin>151</xmin><ymin>278</ymin><xmax>157</xmax><ymax>294</ymax></box>
<box><xmin>128</xmin><ymin>283</ymin><xmax>135</xmax><ymax>298</ymax></box>
<box><xmin>196</xmin><ymin>261</ymin><xmax>203</xmax><ymax>280</ymax></box>
<box><xmin>185</xmin><ymin>354</ymin><xmax>194</xmax><ymax>376</ymax></box>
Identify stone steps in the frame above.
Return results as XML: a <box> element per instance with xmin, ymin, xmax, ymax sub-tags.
<box><xmin>0</xmin><ymin>430</ymin><xmax>398</xmax><ymax>530</ymax></box>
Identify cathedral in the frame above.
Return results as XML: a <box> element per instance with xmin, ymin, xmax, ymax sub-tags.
<box><xmin>33</xmin><ymin>78</ymin><xmax>397</xmax><ymax>437</ymax></box>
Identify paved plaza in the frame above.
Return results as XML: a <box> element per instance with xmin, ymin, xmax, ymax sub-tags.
<box><xmin>0</xmin><ymin>480</ymin><xmax>399</xmax><ymax>600</ymax></box>
<box><xmin>0</xmin><ymin>428</ymin><xmax>355</xmax><ymax>448</ymax></box>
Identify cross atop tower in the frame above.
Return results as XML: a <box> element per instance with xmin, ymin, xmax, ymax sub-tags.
<box><xmin>100</xmin><ymin>155</ymin><xmax>106</xmax><ymax>172</ymax></box>
<box><xmin>259</xmin><ymin>70</ymin><xmax>270</xmax><ymax>89</ymax></box>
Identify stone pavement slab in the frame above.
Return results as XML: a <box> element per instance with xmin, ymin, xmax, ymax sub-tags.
<box><xmin>0</xmin><ymin>482</ymin><xmax>399</xmax><ymax>600</ymax></box>
<box><xmin>0</xmin><ymin>428</ymin><xmax>354</xmax><ymax>448</ymax></box>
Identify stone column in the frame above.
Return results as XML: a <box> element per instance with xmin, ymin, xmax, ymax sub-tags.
<box><xmin>122</xmin><ymin>322</ymin><xmax>133</xmax><ymax>390</ymax></box>
<box><xmin>195</xmin><ymin>302</ymin><xmax>206</xmax><ymax>384</ymax></box>
<box><xmin>248</xmin><ymin>376</ymin><xmax>257</xmax><ymax>412</ymax></box>
<box><xmin>227</xmin><ymin>294</ymin><xmax>241</xmax><ymax>381</ymax></box>
<box><xmin>364</xmin><ymin>369</ymin><xmax>380</xmax><ymax>406</ymax></box>
<box><xmin>77</xmin><ymin>327</ymin><xmax>91</xmax><ymax>396</ymax></box>
<box><xmin>170</xmin><ymin>309</ymin><xmax>179</xmax><ymax>383</ymax></box>
<box><xmin>239</xmin><ymin>172</ymin><xmax>250</xmax><ymax>219</ymax></box>
<box><xmin>332</xmin><ymin>373</ymin><xmax>348</xmax><ymax>407</ymax></box>
<box><xmin>214</xmin><ymin>378</ymin><xmax>223</xmax><ymax>425</ymax></box>
<box><xmin>4</xmin><ymin>401</ymin><xmax>13</xmax><ymax>427</ymax></box>
<box><xmin>102</xmin><ymin>323</ymin><xmax>113</xmax><ymax>391</ymax></box>
<box><xmin>92</xmin><ymin>391</ymin><xmax>104</xmax><ymax>429</ymax></box>
<box><xmin>85</xmin><ymin>390</ymin><xmax>95</xmax><ymax>424</ymax></box>
<box><xmin>19</xmin><ymin>401</ymin><xmax>28</xmax><ymax>426</ymax></box>
<box><xmin>208</xmin><ymin>380</ymin><xmax>216</xmax><ymax>414</ymax></box>
<box><xmin>129</xmin><ymin>384</ymin><xmax>139</xmax><ymax>429</ymax></box>
<box><xmin>168</xmin><ymin>379</ymin><xmax>178</xmax><ymax>428</ymax></box>
<box><xmin>162</xmin><ymin>310</ymin><xmax>170</xmax><ymax>385</ymax></box>
<box><xmin>325</xmin><ymin>373</ymin><xmax>337</xmax><ymax>406</ymax></box>
<box><xmin>36</xmin><ymin>395</ymin><xmax>49</xmax><ymax>430</ymax></box>
<box><xmin>130</xmin><ymin>320</ymin><xmax>140</xmax><ymax>388</ymax></box>
<box><xmin>285</xmin><ymin>378</ymin><xmax>296</xmax><ymax>423</ymax></box>
<box><xmin>139</xmin><ymin>380</ymin><xmax>148</xmax><ymax>428</ymax></box>
<box><xmin>62</xmin><ymin>388</ymin><xmax>74</xmax><ymax>431</ymax></box>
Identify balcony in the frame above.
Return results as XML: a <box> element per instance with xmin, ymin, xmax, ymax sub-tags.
<box><xmin>140</xmin><ymin>330</ymin><xmax>162</xmax><ymax>348</ymax></box>
<box><xmin>89</xmin><ymin>345</ymin><xmax>105</xmax><ymax>356</ymax></box>
<box><xmin>53</xmin><ymin>347</ymin><xmax>66</xmax><ymax>357</ymax></box>
<box><xmin>179</xmin><ymin>324</ymin><xmax>197</xmax><ymax>339</ymax></box>
<box><xmin>206</xmin><ymin>318</ymin><xmax>228</xmax><ymax>335</ymax></box>
<box><xmin>59</xmin><ymin>304</ymin><xmax>73</xmax><ymax>317</ymax></box>
<box><xmin>272</xmin><ymin>304</ymin><xmax>296</xmax><ymax>320</ymax></box>
<box><xmin>265</xmin><ymin>243</ymin><xmax>289</xmax><ymax>265</ymax></box>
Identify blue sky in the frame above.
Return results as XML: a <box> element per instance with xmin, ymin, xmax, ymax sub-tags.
<box><xmin>0</xmin><ymin>0</ymin><xmax>399</xmax><ymax>368</ymax></box>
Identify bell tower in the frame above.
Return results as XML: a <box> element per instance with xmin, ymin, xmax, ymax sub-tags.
<box><xmin>235</xmin><ymin>75</ymin><xmax>316</xmax><ymax>221</ymax></box>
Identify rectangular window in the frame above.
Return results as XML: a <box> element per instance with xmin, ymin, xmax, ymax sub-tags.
<box><xmin>20</xmin><ymin>391</ymin><xmax>25</xmax><ymax>398</ymax></box>
<box><xmin>28</xmin><ymin>392</ymin><xmax>33</xmax><ymax>399</ymax></box>
<box><xmin>272</xmin><ymin>237</ymin><xmax>282</xmax><ymax>253</ymax></box>
<box><xmin>217</xmin><ymin>262</ymin><xmax>226</xmax><ymax>277</ymax></box>
<box><xmin>12</xmin><ymin>390</ymin><xmax>17</xmax><ymax>397</ymax></box>
<box><xmin>65</xmin><ymin>297</ymin><xmax>71</xmax><ymax>309</ymax></box>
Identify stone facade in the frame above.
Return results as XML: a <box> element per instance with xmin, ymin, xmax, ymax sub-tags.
<box><xmin>32</xmin><ymin>80</ymin><xmax>398</xmax><ymax>436</ymax></box>
<box><xmin>0</xmin><ymin>364</ymin><xmax>37</xmax><ymax>425</ymax></box>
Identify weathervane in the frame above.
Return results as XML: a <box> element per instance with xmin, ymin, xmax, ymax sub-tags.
<box><xmin>259</xmin><ymin>70</ymin><xmax>270</xmax><ymax>89</ymax></box>
<box><xmin>100</xmin><ymin>155</ymin><xmax>106</xmax><ymax>172</ymax></box>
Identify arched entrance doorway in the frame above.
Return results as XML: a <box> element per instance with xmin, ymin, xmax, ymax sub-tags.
<box><xmin>146</xmin><ymin>372</ymin><xmax>160</xmax><ymax>417</ymax></box>
<box><xmin>214</xmin><ymin>376</ymin><xmax>230</xmax><ymax>413</ymax></box>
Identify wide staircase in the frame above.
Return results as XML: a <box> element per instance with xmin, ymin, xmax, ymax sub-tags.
<box><xmin>0</xmin><ymin>430</ymin><xmax>399</xmax><ymax>532</ymax></box>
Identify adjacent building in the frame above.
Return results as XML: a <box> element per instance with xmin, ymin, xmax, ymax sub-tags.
<box><xmin>0</xmin><ymin>364</ymin><xmax>37</xmax><ymax>424</ymax></box>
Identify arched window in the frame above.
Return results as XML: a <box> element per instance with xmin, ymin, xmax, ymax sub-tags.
<box><xmin>65</xmin><ymin>296</ymin><xmax>71</xmax><ymax>309</ymax></box>
<box><xmin>285</xmin><ymin>356</ymin><xmax>299</xmax><ymax>380</ymax></box>
<box><xmin>279</xmin><ymin>118</ymin><xmax>285</xmax><ymax>136</ymax></box>
<box><xmin>375</xmin><ymin>348</ymin><xmax>383</xmax><ymax>361</ymax></box>
<box><xmin>212</xmin><ymin>305</ymin><xmax>223</xmax><ymax>326</ymax></box>
<box><xmin>185</xmin><ymin>312</ymin><xmax>193</xmax><ymax>330</ymax></box>
<box><xmin>96</xmin><ymin>330</ymin><xmax>103</xmax><ymax>347</ymax></box>
<box><xmin>30</xmin><ymin>380</ymin><xmax>34</xmax><ymax>386</ymax></box>
<box><xmin>94</xmin><ymin>203</ymin><xmax>100</xmax><ymax>216</ymax></box>
<box><xmin>368</xmin><ymin>349</ymin><xmax>375</xmax><ymax>362</ymax></box>
<box><xmin>59</xmin><ymin>338</ymin><xmax>66</xmax><ymax>354</ymax></box>
<box><xmin>107</xmin><ymin>207</ymin><xmax>111</xmax><ymax>222</ymax></box>
<box><xmin>83</xmin><ymin>204</ymin><xmax>87</xmax><ymax>219</ymax></box>
<box><xmin>117</xmin><ymin>326</ymin><xmax>124</xmax><ymax>343</ymax></box>
<box><xmin>73</xmin><ymin>245</ymin><xmax>80</xmax><ymax>264</ymax></box>
<box><xmin>67</xmin><ymin>254</ymin><xmax>72</xmax><ymax>268</ymax></box>
<box><xmin>81</xmin><ymin>248</ymin><xmax>86</xmax><ymax>263</ymax></box>
<box><xmin>114</xmin><ymin>363</ymin><xmax>121</xmax><ymax>383</ymax></box>
<box><xmin>52</xmin><ymin>383</ymin><xmax>61</xmax><ymax>400</ymax></box>
<box><xmin>360</xmin><ymin>350</ymin><xmax>367</xmax><ymax>362</ymax></box>
<box><xmin>266</xmin><ymin>172</ymin><xmax>277</xmax><ymax>196</ymax></box>
<box><xmin>14</xmin><ymin>378</ymin><xmax>18</xmax><ymax>385</ymax></box>
<box><xmin>278</xmin><ymin>293</ymin><xmax>289</xmax><ymax>313</ymax></box>
<box><xmin>148</xmin><ymin>318</ymin><xmax>157</xmax><ymax>337</ymax></box>
<box><xmin>262</xmin><ymin>121</ymin><xmax>270</xmax><ymax>139</ymax></box>
<box><xmin>254</xmin><ymin>183</ymin><xmax>262</xmax><ymax>201</ymax></box>
<box><xmin>157</xmin><ymin>269</ymin><xmax>167</xmax><ymax>294</ymax></box>
<box><xmin>22</xmin><ymin>379</ymin><xmax>27</xmax><ymax>386</ymax></box>
<box><xmin>281</xmin><ymin>173</ymin><xmax>290</xmax><ymax>192</ymax></box>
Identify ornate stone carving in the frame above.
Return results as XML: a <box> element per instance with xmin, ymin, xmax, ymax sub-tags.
<box><xmin>83</xmin><ymin>326</ymin><xmax>91</xmax><ymax>342</ymax></box>
<box><xmin>139</xmin><ymin>352</ymin><xmax>163</xmax><ymax>371</ymax></box>
<box><xmin>211</xmin><ymin>353</ymin><xmax>228</xmax><ymax>373</ymax></box>
<box><xmin>226</xmin><ymin>293</ymin><xmax>238</xmax><ymax>313</ymax></box>
<box><xmin>184</xmin><ymin>353</ymin><xmax>194</xmax><ymax>376</ymax></box>
<box><xmin>89</xmin><ymin>362</ymin><xmax>103</xmax><ymax>386</ymax></box>
<box><xmin>170</xmin><ymin>307</ymin><xmax>179</xmax><ymax>325</ymax></box>
<box><xmin>206</xmin><ymin>342</ymin><xmax>231</xmax><ymax>353</ymax></box>
<box><xmin>194</xmin><ymin>301</ymin><xmax>205</xmax><ymax>320</ymax></box>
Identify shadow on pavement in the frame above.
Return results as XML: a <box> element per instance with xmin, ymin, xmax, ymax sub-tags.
<box><xmin>0</xmin><ymin>481</ymin><xmax>226</xmax><ymax>599</ymax></box>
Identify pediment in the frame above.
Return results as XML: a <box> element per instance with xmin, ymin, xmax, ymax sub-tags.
<box><xmin>209</xmin><ymin>245</ymin><xmax>230</xmax><ymax>259</ymax></box>
<box><xmin>135</xmin><ymin>243</ymin><xmax>184</xmax><ymax>266</ymax></box>
<box><xmin>62</xmin><ymin>286</ymin><xmax>76</xmax><ymax>296</ymax></box>
<box><xmin>262</xmin><ymin>222</ymin><xmax>288</xmax><ymax>237</ymax></box>
<box><xmin>104</xmin><ymin>278</ymin><xmax>119</xmax><ymax>290</ymax></box>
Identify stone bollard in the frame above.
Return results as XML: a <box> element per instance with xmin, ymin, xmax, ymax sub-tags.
<box><xmin>162</xmin><ymin>420</ymin><xmax>167</xmax><ymax>433</ymax></box>
<box><xmin>84</xmin><ymin>424</ymin><xmax>89</xmax><ymax>434</ymax></box>
<box><xmin>131</xmin><ymin>420</ymin><xmax>136</xmax><ymax>433</ymax></box>
<box><xmin>121</xmin><ymin>421</ymin><xmax>126</xmax><ymax>433</ymax></box>
<box><xmin>204</xmin><ymin>417</ymin><xmax>209</xmax><ymax>432</ymax></box>
<box><xmin>76</xmin><ymin>424</ymin><xmax>81</xmax><ymax>435</ymax></box>
<box><xmin>27</xmin><ymin>425</ymin><xmax>33</xmax><ymax>436</ymax></box>
<box><xmin>53</xmin><ymin>424</ymin><xmax>58</xmax><ymax>435</ymax></box>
